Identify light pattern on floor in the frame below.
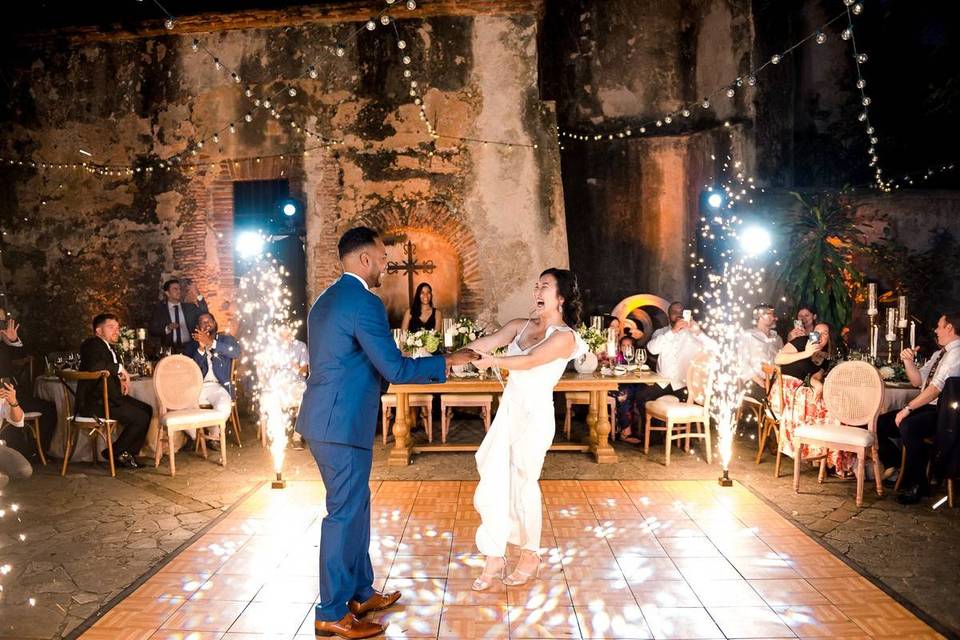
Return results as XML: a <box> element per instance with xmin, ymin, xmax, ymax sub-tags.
<box><xmin>78</xmin><ymin>480</ymin><xmax>943</xmax><ymax>639</ymax></box>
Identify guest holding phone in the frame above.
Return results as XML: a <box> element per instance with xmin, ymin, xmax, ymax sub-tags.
<box><xmin>776</xmin><ymin>321</ymin><xmax>832</xmax><ymax>395</ymax></box>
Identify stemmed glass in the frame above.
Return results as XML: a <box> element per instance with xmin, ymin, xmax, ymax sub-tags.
<box><xmin>637</xmin><ymin>348</ymin><xmax>647</xmax><ymax>369</ymax></box>
<box><xmin>622</xmin><ymin>343</ymin><xmax>635</xmax><ymax>369</ymax></box>
<box><xmin>54</xmin><ymin>354</ymin><xmax>65</xmax><ymax>371</ymax></box>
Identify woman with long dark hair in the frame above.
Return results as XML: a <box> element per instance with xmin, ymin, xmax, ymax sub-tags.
<box><xmin>401</xmin><ymin>282</ymin><xmax>442</xmax><ymax>331</ymax></box>
<box><xmin>464</xmin><ymin>268</ymin><xmax>587</xmax><ymax>591</ymax></box>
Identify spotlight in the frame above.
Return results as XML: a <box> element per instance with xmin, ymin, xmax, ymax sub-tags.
<box><xmin>707</xmin><ymin>192</ymin><xmax>724</xmax><ymax>209</ymax></box>
<box><xmin>282</xmin><ymin>203</ymin><xmax>297</xmax><ymax>216</ymax></box>
<box><xmin>279</xmin><ymin>198</ymin><xmax>303</xmax><ymax>219</ymax></box>
<box><xmin>740</xmin><ymin>225</ymin><xmax>772</xmax><ymax>256</ymax></box>
<box><xmin>236</xmin><ymin>231</ymin><xmax>265</xmax><ymax>259</ymax></box>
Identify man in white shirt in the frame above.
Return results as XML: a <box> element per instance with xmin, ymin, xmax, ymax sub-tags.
<box><xmin>635</xmin><ymin>302</ymin><xmax>716</xmax><ymax>433</ymax></box>
<box><xmin>185</xmin><ymin>313</ymin><xmax>240</xmax><ymax>449</ymax></box>
<box><xmin>877</xmin><ymin>311</ymin><xmax>960</xmax><ymax>504</ymax></box>
<box><xmin>738</xmin><ymin>303</ymin><xmax>783</xmax><ymax>401</ymax></box>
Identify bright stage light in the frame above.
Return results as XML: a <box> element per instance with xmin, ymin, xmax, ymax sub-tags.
<box><xmin>740</xmin><ymin>226</ymin><xmax>771</xmax><ymax>256</ymax></box>
<box><xmin>282</xmin><ymin>203</ymin><xmax>297</xmax><ymax>216</ymax></box>
<box><xmin>236</xmin><ymin>231</ymin><xmax>266</xmax><ymax>259</ymax></box>
<box><xmin>707</xmin><ymin>192</ymin><xmax>724</xmax><ymax>209</ymax></box>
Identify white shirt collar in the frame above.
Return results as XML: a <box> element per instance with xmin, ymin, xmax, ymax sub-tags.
<box><xmin>943</xmin><ymin>338</ymin><xmax>960</xmax><ymax>352</ymax></box>
<box><xmin>343</xmin><ymin>272</ymin><xmax>370</xmax><ymax>291</ymax></box>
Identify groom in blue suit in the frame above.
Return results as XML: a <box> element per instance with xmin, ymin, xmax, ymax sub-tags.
<box><xmin>297</xmin><ymin>227</ymin><xmax>476</xmax><ymax>638</ymax></box>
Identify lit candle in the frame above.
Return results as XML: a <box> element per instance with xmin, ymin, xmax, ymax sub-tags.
<box><xmin>897</xmin><ymin>295</ymin><xmax>908</xmax><ymax>327</ymax></box>
<box><xmin>885</xmin><ymin>308</ymin><xmax>896</xmax><ymax>341</ymax></box>
<box><xmin>137</xmin><ymin>328</ymin><xmax>147</xmax><ymax>340</ymax></box>
<box><xmin>606</xmin><ymin>338</ymin><xmax>617</xmax><ymax>359</ymax></box>
<box><xmin>443</xmin><ymin>328</ymin><xmax>453</xmax><ymax>349</ymax></box>
<box><xmin>871</xmin><ymin>325</ymin><xmax>878</xmax><ymax>360</ymax></box>
<box><xmin>867</xmin><ymin>283</ymin><xmax>877</xmax><ymax>315</ymax></box>
<box><xmin>910</xmin><ymin>321</ymin><xmax>916</xmax><ymax>350</ymax></box>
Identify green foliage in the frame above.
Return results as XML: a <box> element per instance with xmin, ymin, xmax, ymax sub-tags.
<box><xmin>775</xmin><ymin>191</ymin><xmax>866</xmax><ymax>329</ymax></box>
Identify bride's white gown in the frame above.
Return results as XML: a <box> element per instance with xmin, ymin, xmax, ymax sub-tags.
<box><xmin>474</xmin><ymin>323</ymin><xmax>587</xmax><ymax>557</ymax></box>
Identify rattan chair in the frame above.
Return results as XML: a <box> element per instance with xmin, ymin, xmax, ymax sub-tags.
<box><xmin>57</xmin><ymin>370</ymin><xmax>116</xmax><ymax>477</ymax></box>
<box><xmin>792</xmin><ymin>361</ymin><xmax>884</xmax><ymax>507</ymax></box>
<box><xmin>643</xmin><ymin>352</ymin><xmax>713</xmax><ymax>465</ymax></box>
<box><xmin>153</xmin><ymin>355</ymin><xmax>227</xmax><ymax>476</ymax></box>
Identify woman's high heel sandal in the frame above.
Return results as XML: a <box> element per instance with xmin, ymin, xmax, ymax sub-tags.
<box><xmin>503</xmin><ymin>551</ymin><xmax>541</xmax><ymax>586</ymax></box>
<box><xmin>472</xmin><ymin>556</ymin><xmax>505</xmax><ymax>591</ymax></box>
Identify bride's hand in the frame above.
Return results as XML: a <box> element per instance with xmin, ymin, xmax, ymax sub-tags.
<box><xmin>473</xmin><ymin>352</ymin><xmax>497</xmax><ymax>370</ymax></box>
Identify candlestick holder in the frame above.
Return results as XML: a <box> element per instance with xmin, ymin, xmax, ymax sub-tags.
<box><xmin>886</xmin><ymin>338</ymin><xmax>895</xmax><ymax>364</ymax></box>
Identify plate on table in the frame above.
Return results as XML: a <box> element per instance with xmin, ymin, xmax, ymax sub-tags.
<box><xmin>451</xmin><ymin>371</ymin><xmax>479</xmax><ymax>378</ymax></box>
<box><xmin>884</xmin><ymin>381</ymin><xmax>914</xmax><ymax>389</ymax></box>
<box><xmin>639</xmin><ymin>365</ymin><xmax>651</xmax><ymax>371</ymax></box>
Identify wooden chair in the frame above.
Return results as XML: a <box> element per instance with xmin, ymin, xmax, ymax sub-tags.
<box><xmin>440</xmin><ymin>394</ymin><xmax>493</xmax><ymax>443</ymax></box>
<box><xmin>200</xmin><ymin>358</ymin><xmax>242</xmax><ymax>448</ymax></box>
<box><xmin>753</xmin><ymin>363</ymin><xmax>781</xmax><ymax>463</ymax></box>
<box><xmin>792</xmin><ymin>361</ymin><xmax>884</xmax><ymax>507</ymax></box>
<box><xmin>11</xmin><ymin>354</ymin><xmax>34</xmax><ymax>384</ymax></box>
<box><xmin>153</xmin><ymin>355</ymin><xmax>228</xmax><ymax>476</ymax></box>
<box><xmin>381</xmin><ymin>394</ymin><xmax>434</xmax><ymax>444</ymax></box>
<box><xmin>643</xmin><ymin>352</ymin><xmax>713</xmax><ymax>465</ymax></box>
<box><xmin>564</xmin><ymin>392</ymin><xmax>616</xmax><ymax>441</ymax></box>
<box><xmin>57</xmin><ymin>370</ymin><xmax>117</xmax><ymax>477</ymax></box>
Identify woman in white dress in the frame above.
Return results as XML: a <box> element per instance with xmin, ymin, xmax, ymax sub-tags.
<box><xmin>465</xmin><ymin>268</ymin><xmax>586</xmax><ymax>591</ymax></box>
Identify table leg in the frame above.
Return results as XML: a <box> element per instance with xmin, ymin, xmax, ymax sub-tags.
<box><xmin>389</xmin><ymin>392</ymin><xmax>412</xmax><ymax>467</ymax></box>
<box><xmin>586</xmin><ymin>393</ymin><xmax>599</xmax><ymax>448</ymax></box>
<box><xmin>592</xmin><ymin>390</ymin><xmax>618</xmax><ymax>464</ymax></box>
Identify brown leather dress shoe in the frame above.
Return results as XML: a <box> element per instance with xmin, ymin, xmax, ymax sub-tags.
<box><xmin>348</xmin><ymin>590</ymin><xmax>401</xmax><ymax>618</ymax></box>
<box><xmin>314</xmin><ymin>611</ymin><xmax>384</xmax><ymax>638</ymax></box>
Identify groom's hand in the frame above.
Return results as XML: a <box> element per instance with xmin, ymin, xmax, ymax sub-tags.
<box><xmin>444</xmin><ymin>349</ymin><xmax>479</xmax><ymax>368</ymax></box>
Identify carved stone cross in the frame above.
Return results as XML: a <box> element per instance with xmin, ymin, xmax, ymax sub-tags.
<box><xmin>387</xmin><ymin>240</ymin><xmax>436</xmax><ymax>307</ymax></box>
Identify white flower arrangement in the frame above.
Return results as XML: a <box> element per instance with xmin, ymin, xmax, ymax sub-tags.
<box><xmin>403</xmin><ymin>329</ymin><xmax>441</xmax><ymax>354</ymax></box>
<box><xmin>451</xmin><ymin>317</ymin><xmax>484</xmax><ymax>349</ymax></box>
<box><xmin>577</xmin><ymin>324</ymin><xmax>607</xmax><ymax>354</ymax></box>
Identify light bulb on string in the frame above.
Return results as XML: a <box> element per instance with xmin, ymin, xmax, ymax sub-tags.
<box><xmin>815</xmin><ymin>31</ymin><xmax>826</xmax><ymax>44</ymax></box>
<box><xmin>770</xmin><ymin>54</ymin><xmax>781</xmax><ymax>64</ymax></box>
<box><xmin>288</xmin><ymin>87</ymin><xmax>297</xmax><ymax>97</ymax></box>
<box><xmin>335</xmin><ymin>46</ymin><xmax>346</xmax><ymax>57</ymax></box>
<box><xmin>856</xmin><ymin>79</ymin><xmax>866</xmax><ymax>89</ymax></box>
<box><xmin>702</xmin><ymin>98</ymin><xmax>710</xmax><ymax>109</ymax></box>
<box><xmin>406</xmin><ymin>0</ymin><xmax>417</xmax><ymax>9</ymax></box>
<box><xmin>366</xmin><ymin>20</ymin><xmax>376</xmax><ymax>30</ymax></box>
<box><xmin>402</xmin><ymin>55</ymin><xmax>411</xmax><ymax>64</ymax></box>
<box><xmin>308</xmin><ymin>66</ymin><xmax>318</xmax><ymax>78</ymax></box>
<box><xmin>852</xmin><ymin>3</ymin><xmax>863</xmax><ymax>14</ymax></box>
<box><xmin>231</xmin><ymin>73</ymin><xmax>241</xmax><ymax>83</ymax></box>
<box><xmin>380</xmin><ymin>15</ymin><xmax>390</xmax><ymax>25</ymax></box>
<box><xmin>191</xmin><ymin>39</ymin><xmax>199</xmax><ymax>51</ymax></box>
<box><xmin>726</xmin><ymin>87</ymin><xmax>735</xmax><ymax>98</ymax></box>
<box><xmin>164</xmin><ymin>18</ymin><xmax>174</xmax><ymax>30</ymax></box>
<box><xmin>856</xmin><ymin>53</ymin><xmax>868</xmax><ymax>63</ymax></box>
<box><xmin>244</xmin><ymin>113</ymin><xmax>253</xmax><ymax>122</ymax></box>
<box><xmin>397</xmin><ymin>40</ymin><xmax>407</xmax><ymax>49</ymax></box>
<box><xmin>747</xmin><ymin>75</ymin><xmax>757</xmax><ymax>86</ymax></box>
<box><xmin>842</xmin><ymin>27</ymin><xmax>852</xmax><ymax>40</ymax></box>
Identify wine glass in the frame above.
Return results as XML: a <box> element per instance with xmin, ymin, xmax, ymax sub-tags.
<box><xmin>637</xmin><ymin>348</ymin><xmax>647</xmax><ymax>369</ymax></box>
<box><xmin>622</xmin><ymin>343</ymin><xmax>635</xmax><ymax>369</ymax></box>
<box><xmin>54</xmin><ymin>354</ymin><xmax>65</xmax><ymax>371</ymax></box>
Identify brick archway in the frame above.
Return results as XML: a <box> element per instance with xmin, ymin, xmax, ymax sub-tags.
<box><xmin>353</xmin><ymin>199</ymin><xmax>484</xmax><ymax>318</ymax></box>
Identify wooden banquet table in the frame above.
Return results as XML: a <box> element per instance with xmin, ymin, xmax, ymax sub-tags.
<box><xmin>386</xmin><ymin>369</ymin><xmax>671</xmax><ymax>467</ymax></box>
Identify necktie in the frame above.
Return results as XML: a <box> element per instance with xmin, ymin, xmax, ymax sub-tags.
<box><xmin>173</xmin><ymin>305</ymin><xmax>182</xmax><ymax>344</ymax></box>
<box><xmin>921</xmin><ymin>348</ymin><xmax>946</xmax><ymax>392</ymax></box>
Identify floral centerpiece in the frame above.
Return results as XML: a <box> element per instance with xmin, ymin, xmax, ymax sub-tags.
<box><xmin>402</xmin><ymin>329</ymin><xmax>441</xmax><ymax>357</ymax></box>
<box><xmin>116</xmin><ymin>326</ymin><xmax>139</xmax><ymax>362</ymax></box>
<box><xmin>450</xmin><ymin>317</ymin><xmax>484</xmax><ymax>350</ymax></box>
<box><xmin>577</xmin><ymin>324</ymin><xmax>607</xmax><ymax>354</ymax></box>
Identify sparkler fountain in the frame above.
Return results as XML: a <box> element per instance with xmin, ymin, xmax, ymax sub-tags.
<box><xmin>236</xmin><ymin>251</ymin><xmax>304</xmax><ymax>489</ymax></box>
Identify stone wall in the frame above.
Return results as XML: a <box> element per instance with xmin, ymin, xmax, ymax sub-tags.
<box><xmin>0</xmin><ymin>0</ymin><xmax>567</xmax><ymax>353</ymax></box>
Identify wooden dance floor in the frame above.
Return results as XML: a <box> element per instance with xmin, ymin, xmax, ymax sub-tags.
<box><xmin>78</xmin><ymin>480</ymin><xmax>943</xmax><ymax>639</ymax></box>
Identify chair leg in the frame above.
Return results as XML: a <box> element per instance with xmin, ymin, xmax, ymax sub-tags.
<box><xmin>29</xmin><ymin>419</ymin><xmax>47</xmax><ymax>465</ymax></box>
<box><xmin>441</xmin><ymin>405</ymin><xmax>448</xmax><ymax>444</ymax></box>
<box><xmin>774</xmin><ymin>439</ymin><xmax>783</xmax><ymax>479</ymax></box>
<box><xmin>220</xmin><ymin>423</ymin><xmax>227</xmax><ymax>467</ymax></box>
<box><xmin>894</xmin><ymin>447</ymin><xmax>907</xmax><ymax>493</ymax></box>
<box><xmin>155</xmin><ymin>423</ymin><xmax>163</xmax><ymax>468</ymax></box>
<box><xmin>483</xmin><ymin>405</ymin><xmax>491</xmax><ymax>432</ymax></box>
<box><xmin>644</xmin><ymin>415</ymin><xmax>652</xmax><ymax>455</ymax></box>
<box><xmin>871</xmin><ymin>445</ymin><xmax>884</xmax><ymax>497</ymax></box>
<box><xmin>230</xmin><ymin>407</ymin><xmax>242</xmax><ymax>448</ymax></box>
<box><xmin>793</xmin><ymin>441</ymin><xmax>802</xmax><ymax>494</ymax></box>
<box><xmin>948</xmin><ymin>479</ymin><xmax>955</xmax><ymax>508</ymax></box>
<box><xmin>105</xmin><ymin>426</ymin><xmax>116</xmax><ymax>478</ymax></box>
<box><xmin>60</xmin><ymin>426</ymin><xmax>74</xmax><ymax>477</ymax></box>
<box><xmin>382</xmin><ymin>407</ymin><xmax>391</xmax><ymax>446</ymax></box>
<box><xmin>665</xmin><ymin>420</ymin><xmax>673</xmax><ymax>466</ymax></box>
<box><xmin>855</xmin><ymin>448</ymin><xmax>866</xmax><ymax>507</ymax></box>
<box><xmin>755</xmin><ymin>417</ymin><xmax>770</xmax><ymax>465</ymax></box>
<box><xmin>564</xmin><ymin>400</ymin><xmax>572</xmax><ymax>440</ymax></box>
<box><xmin>168</xmin><ymin>427</ymin><xmax>177</xmax><ymax>476</ymax></box>
<box><xmin>426</xmin><ymin>406</ymin><xmax>434</xmax><ymax>443</ymax></box>
<box><xmin>703</xmin><ymin>419</ymin><xmax>712</xmax><ymax>465</ymax></box>
<box><xmin>818</xmin><ymin>458</ymin><xmax>827</xmax><ymax>484</ymax></box>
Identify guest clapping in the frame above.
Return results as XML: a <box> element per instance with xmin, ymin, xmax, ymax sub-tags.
<box><xmin>401</xmin><ymin>282</ymin><xmax>442</xmax><ymax>332</ymax></box>
<box><xmin>184</xmin><ymin>313</ymin><xmax>240</xmax><ymax>450</ymax></box>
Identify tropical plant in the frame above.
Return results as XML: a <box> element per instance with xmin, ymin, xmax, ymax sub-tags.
<box><xmin>774</xmin><ymin>191</ymin><xmax>868</xmax><ymax>329</ymax></box>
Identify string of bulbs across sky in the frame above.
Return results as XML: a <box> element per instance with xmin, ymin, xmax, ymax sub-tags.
<box><xmin>0</xmin><ymin>0</ymin><xmax>953</xmax><ymax>192</ymax></box>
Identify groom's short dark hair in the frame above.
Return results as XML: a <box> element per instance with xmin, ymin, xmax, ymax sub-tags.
<box><xmin>338</xmin><ymin>226</ymin><xmax>380</xmax><ymax>259</ymax></box>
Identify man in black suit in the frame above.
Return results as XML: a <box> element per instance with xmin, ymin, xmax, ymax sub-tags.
<box><xmin>78</xmin><ymin>313</ymin><xmax>152</xmax><ymax>469</ymax></box>
<box><xmin>148</xmin><ymin>278</ymin><xmax>208</xmax><ymax>354</ymax></box>
<box><xmin>0</xmin><ymin>306</ymin><xmax>57</xmax><ymax>463</ymax></box>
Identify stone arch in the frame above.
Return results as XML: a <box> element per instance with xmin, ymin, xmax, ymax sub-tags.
<box><xmin>353</xmin><ymin>199</ymin><xmax>485</xmax><ymax>318</ymax></box>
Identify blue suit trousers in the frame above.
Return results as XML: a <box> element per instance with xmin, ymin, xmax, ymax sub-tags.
<box><xmin>307</xmin><ymin>440</ymin><xmax>376</xmax><ymax>622</ymax></box>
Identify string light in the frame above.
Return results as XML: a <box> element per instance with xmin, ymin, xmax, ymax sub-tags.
<box><xmin>558</xmin><ymin>10</ymin><xmax>849</xmax><ymax>143</ymax></box>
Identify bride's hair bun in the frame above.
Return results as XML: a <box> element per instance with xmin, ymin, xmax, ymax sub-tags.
<box><xmin>540</xmin><ymin>268</ymin><xmax>582</xmax><ymax>327</ymax></box>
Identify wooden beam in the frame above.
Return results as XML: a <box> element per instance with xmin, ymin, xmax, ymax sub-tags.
<box><xmin>20</xmin><ymin>0</ymin><xmax>544</xmax><ymax>46</ymax></box>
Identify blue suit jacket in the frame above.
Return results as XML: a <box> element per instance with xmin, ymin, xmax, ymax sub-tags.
<box><xmin>295</xmin><ymin>274</ymin><xmax>446</xmax><ymax>449</ymax></box>
<box><xmin>184</xmin><ymin>333</ymin><xmax>241</xmax><ymax>397</ymax></box>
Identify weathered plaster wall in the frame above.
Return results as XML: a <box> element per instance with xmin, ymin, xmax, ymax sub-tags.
<box><xmin>0</xmin><ymin>4</ymin><xmax>566</xmax><ymax>352</ymax></box>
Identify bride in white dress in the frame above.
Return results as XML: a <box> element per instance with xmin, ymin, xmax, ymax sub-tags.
<box><xmin>465</xmin><ymin>268</ymin><xmax>586</xmax><ymax>591</ymax></box>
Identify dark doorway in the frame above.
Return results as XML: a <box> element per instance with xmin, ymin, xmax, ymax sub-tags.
<box><xmin>232</xmin><ymin>179</ymin><xmax>308</xmax><ymax>339</ymax></box>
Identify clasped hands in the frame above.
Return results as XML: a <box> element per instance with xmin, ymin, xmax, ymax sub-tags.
<box><xmin>441</xmin><ymin>349</ymin><xmax>505</xmax><ymax>371</ymax></box>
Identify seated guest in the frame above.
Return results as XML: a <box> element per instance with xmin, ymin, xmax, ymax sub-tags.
<box><xmin>277</xmin><ymin>325</ymin><xmax>309</xmax><ymax>449</ymax></box>
<box><xmin>608</xmin><ymin>335</ymin><xmax>641</xmax><ymax>443</ymax></box>
<box><xmin>738</xmin><ymin>303</ymin><xmax>783</xmax><ymax>401</ymax></box>
<box><xmin>0</xmin><ymin>306</ymin><xmax>57</xmax><ymax>463</ymax></box>
<box><xmin>877</xmin><ymin>311</ymin><xmax>960</xmax><ymax>504</ymax></box>
<box><xmin>149</xmin><ymin>278</ymin><xmax>208</xmax><ymax>354</ymax></box>
<box><xmin>0</xmin><ymin>380</ymin><xmax>33</xmax><ymax>480</ymax></box>
<box><xmin>786</xmin><ymin>304</ymin><xmax>818</xmax><ymax>342</ymax></box>
<box><xmin>401</xmin><ymin>282</ymin><xmax>442</xmax><ymax>332</ymax></box>
<box><xmin>78</xmin><ymin>314</ymin><xmax>152</xmax><ymax>469</ymax></box>
<box><xmin>184</xmin><ymin>313</ymin><xmax>240</xmax><ymax>449</ymax></box>
<box><xmin>776</xmin><ymin>321</ymin><xmax>832</xmax><ymax>394</ymax></box>
<box><xmin>634</xmin><ymin>302</ymin><xmax>716</xmax><ymax>439</ymax></box>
